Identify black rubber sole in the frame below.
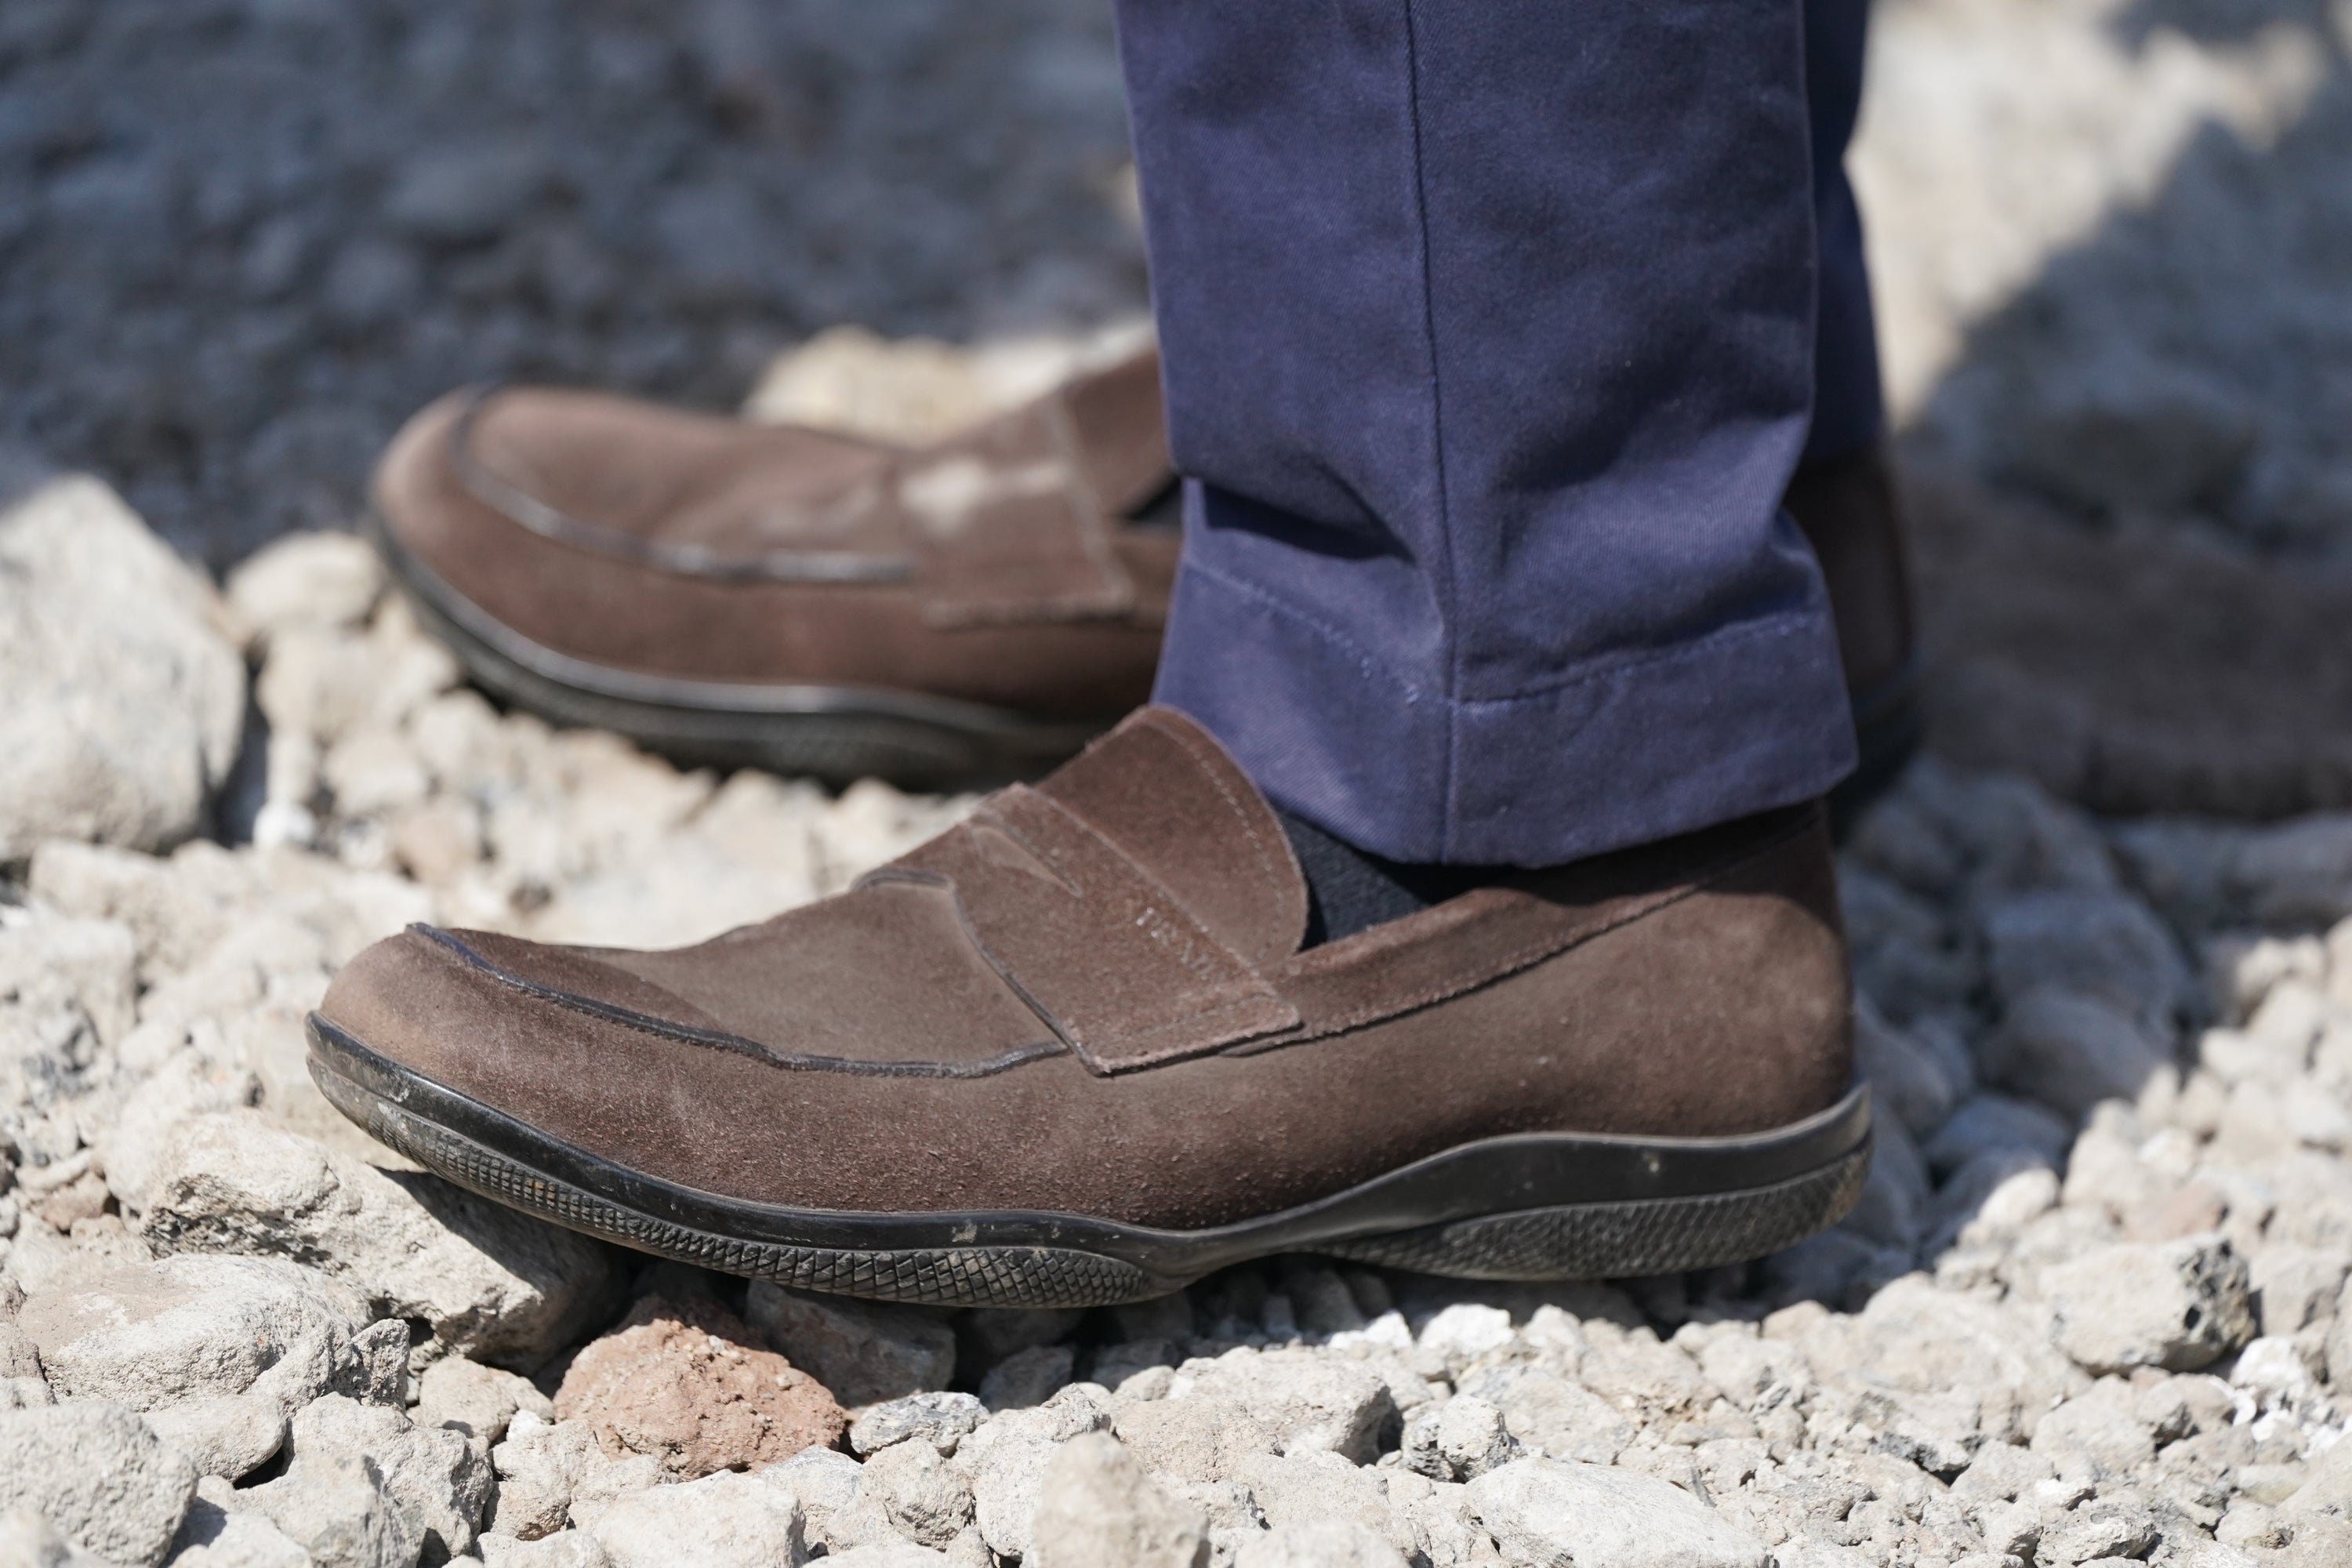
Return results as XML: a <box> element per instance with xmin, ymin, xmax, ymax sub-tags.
<box><xmin>373</xmin><ymin>515</ymin><xmax>1115</xmax><ymax>791</ymax></box>
<box><xmin>307</xmin><ymin>1014</ymin><xmax>1871</xmax><ymax>1308</ymax></box>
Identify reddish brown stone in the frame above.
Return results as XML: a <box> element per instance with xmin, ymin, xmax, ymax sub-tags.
<box><xmin>554</xmin><ymin>1295</ymin><xmax>846</xmax><ymax>1478</ymax></box>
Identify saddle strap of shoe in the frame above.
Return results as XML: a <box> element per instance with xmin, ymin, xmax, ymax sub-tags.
<box><xmin>876</xmin><ymin>781</ymin><xmax>1301</xmax><ymax>1074</ymax></box>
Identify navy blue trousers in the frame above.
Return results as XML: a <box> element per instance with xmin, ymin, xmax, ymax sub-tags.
<box><xmin>1117</xmin><ymin>0</ymin><xmax>1880</xmax><ymax>866</ymax></box>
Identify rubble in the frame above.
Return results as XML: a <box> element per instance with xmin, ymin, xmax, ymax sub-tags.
<box><xmin>4</xmin><ymin>5</ymin><xmax>2352</xmax><ymax>1562</ymax></box>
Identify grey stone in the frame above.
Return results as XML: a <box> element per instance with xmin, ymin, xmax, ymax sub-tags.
<box><xmin>756</xmin><ymin>1446</ymin><xmax>866</xmax><ymax>1551</ymax></box>
<box><xmin>1402</xmin><ymin>1396</ymin><xmax>1518</xmax><ymax>1482</ymax></box>
<box><xmin>16</xmin><ymin>1254</ymin><xmax>369</xmax><ymax>1416</ymax></box>
<box><xmin>2043</xmin><ymin>1235</ymin><xmax>2256</xmax><ymax>1373</ymax></box>
<box><xmin>1465</xmin><ymin>1457</ymin><xmax>1768</xmax><ymax>1568</ymax></box>
<box><xmin>978</xmin><ymin>1343</ymin><xmax>1074</xmax><ymax>1411</ymax></box>
<box><xmin>485</xmin><ymin>1415</ymin><xmax>666</xmax><ymax>1543</ymax></box>
<box><xmin>1177</xmin><ymin>1348</ymin><xmax>1397</xmax><ymax>1462</ymax></box>
<box><xmin>477</xmin><ymin>1534</ymin><xmax>613</xmax><ymax>1568</ymax></box>
<box><xmin>169</xmin><ymin>1505</ymin><xmax>312</xmax><ymax>1568</ymax></box>
<box><xmin>2285</xmin><ymin>1431</ymin><xmax>2352</xmax><ymax>1517</ymax></box>
<box><xmin>0</xmin><ymin>1401</ymin><xmax>197</xmax><ymax>1568</ymax></box>
<box><xmin>815</xmin><ymin>1545</ymin><xmax>952</xmax><ymax>1568</ymax></box>
<box><xmin>0</xmin><ymin>1325</ymin><xmax>39</xmax><ymax>1381</ymax></box>
<box><xmin>743</xmin><ymin>1285</ymin><xmax>955</xmax><ymax>1407</ymax></box>
<box><xmin>1449</xmin><ymin>1363</ymin><xmax>1637</xmax><ymax>1467</ymax></box>
<box><xmin>2037</xmin><ymin>1499</ymin><xmax>2158</xmax><ymax>1566</ymax></box>
<box><xmin>1026</xmin><ymin>1432</ymin><xmax>1207</xmax><ymax>1568</ymax></box>
<box><xmin>2131</xmin><ymin>1374</ymin><xmax>2235</xmax><ymax>1443</ymax></box>
<box><xmin>955</xmin><ymin>1388</ymin><xmax>1112</xmax><ymax>1559</ymax></box>
<box><xmin>964</xmin><ymin>1308</ymin><xmax>1085</xmax><ymax>1361</ymax></box>
<box><xmin>1951</xmin><ymin>1442</ymin><xmax>2056</xmax><ymax>1501</ymax></box>
<box><xmin>1923</xmin><ymin>1094</ymin><xmax>2075</xmax><ymax>1178</ymax></box>
<box><xmin>246</xmin><ymin>1450</ymin><xmax>421</xmax><ymax>1568</ymax></box>
<box><xmin>0</xmin><ymin>1508</ymin><xmax>108</xmax><ymax>1568</ymax></box>
<box><xmin>224</xmin><ymin>532</ymin><xmax>385</xmax><ymax>648</ymax></box>
<box><xmin>383</xmin><ymin>145</ymin><xmax>553</xmax><ymax>245</ymax></box>
<box><xmin>0</xmin><ymin>1381</ymin><xmax>53</xmax><ymax>1412</ymax></box>
<box><xmin>1120</xmin><ymin>1348</ymin><xmax>1406</xmax><ymax>1480</ymax></box>
<box><xmin>0</xmin><ymin>914</ymin><xmax>138</xmax><ymax>1057</ymax></box>
<box><xmin>2249</xmin><ymin>1246</ymin><xmax>2351</xmax><ymax>1338</ymax></box>
<box><xmin>588</xmin><ymin>1469</ymin><xmax>805</xmax><ymax>1568</ymax></box>
<box><xmin>2029</xmin><ymin>1381</ymin><xmax>2155</xmax><ymax>1479</ymax></box>
<box><xmin>415</xmin><ymin>1354</ymin><xmax>554</xmax><ymax>1446</ymax></box>
<box><xmin>859</xmin><ymin>1437</ymin><xmax>974</xmax><ymax>1548</ymax></box>
<box><xmin>1230</xmin><ymin>1522</ymin><xmax>1410</xmax><ymax>1568</ymax></box>
<box><xmin>144</xmin><ymin>1392</ymin><xmax>288</xmax><ymax>1481</ymax></box>
<box><xmin>1984</xmin><ymin>988</ymin><xmax>2172</xmax><ymax>1119</ymax></box>
<box><xmin>0</xmin><ymin>475</ymin><xmax>245</xmax><ymax>860</ymax></box>
<box><xmin>848</xmin><ymin>1391</ymin><xmax>986</xmax><ymax>1457</ymax></box>
<box><xmin>245</xmin><ymin>1394</ymin><xmax>492</xmax><ymax>1566</ymax></box>
<box><xmin>136</xmin><ymin>1112</ymin><xmax>618</xmax><ymax>1367</ymax></box>
<box><xmin>1855</xmin><ymin>1000</ymin><xmax>1965</xmax><ymax>1139</ymax></box>
<box><xmin>1979</xmin><ymin>890</ymin><xmax>2192</xmax><ymax>1033</ymax></box>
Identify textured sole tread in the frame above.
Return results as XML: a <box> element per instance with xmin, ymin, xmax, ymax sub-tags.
<box><xmin>318</xmin><ymin>1036</ymin><xmax>1870</xmax><ymax>1308</ymax></box>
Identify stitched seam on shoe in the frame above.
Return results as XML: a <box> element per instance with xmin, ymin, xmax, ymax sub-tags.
<box><xmin>415</xmin><ymin>925</ymin><xmax>1063</xmax><ymax>1079</ymax></box>
<box><xmin>1253</xmin><ymin>811</ymin><xmax>1817</xmax><ymax>1047</ymax></box>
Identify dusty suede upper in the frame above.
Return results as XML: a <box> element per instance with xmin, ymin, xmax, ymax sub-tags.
<box><xmin>372</xmin><ymin>349</ymin><xmax>1179</xmax><ymax>718</ymax></box>
<box><xmin>319</xmin><ymin>709</ymin><xmax>1853</xmax><ymax>1230</ymax></box>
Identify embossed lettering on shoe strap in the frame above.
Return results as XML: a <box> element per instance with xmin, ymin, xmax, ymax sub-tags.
<box><xmin>875</xmin><ymin>784</ymin><xmax>1301</xmax><ymax>1074</ymax></box>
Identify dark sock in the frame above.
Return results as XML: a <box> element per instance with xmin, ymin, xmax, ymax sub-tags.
<box><xmin>1276</xmin><ymin>807</ymin><xmax>1489</xmax><ymax>948</ymax></box>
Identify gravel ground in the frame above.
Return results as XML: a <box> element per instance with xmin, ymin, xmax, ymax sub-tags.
<box><xmin>0</xmin><ymin>0</ymin><xmax>1144</xmax><ymax>571</ymax></box>
<box><xmin>7</xmin><ymin>1</ymin><xmax>2352</xmax><ymax>1565</ymax></box>
<box><xmin>11</xmin><ymin>504</ymin><xmax>2352</xmax><ymax>1566</ymax></box>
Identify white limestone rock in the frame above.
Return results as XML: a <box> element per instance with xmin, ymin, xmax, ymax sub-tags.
<box><xmin>485</xmin><ymin>1414</ymin><xmax>667</xmax><ymax>1542</ymax></box>
<box><xmin>848</xmin><ymin>1391</ymin><xmax>987</xmax><ymax>1457</ymax></box>
<box><xmin>954</xmin><ymin>1388</ymin><xmax>1112</xmax><ymax>1560</ymax></box>
<box><xmin>587</xmin><ymin>1468</ymin><xmax>806</xmax><ymax>1568</ymax></box>
<box><xmin>134</xmin><ymin>1112</ymin><xmax>617</xmax><ymax>1367</ymax></box>
<box><xmin>16</xmin><ymin>1254</ymin><xmax>372</xmax><ymax>1417</ymax></box>
<box><xmin>1401</xmin><ymin>1396</ymin><xmax>1519</xmax><ymax>1483</ymax></box>
<box><xmin>1025</xmin><ymin>1431</ymin><xmax>1208</xmax><ymax>1568</ymax></box>
<box><xmin>477</xmin><ymin>1534</ymin><xmax>614</xmax><ymax>1568</ymax></box>
<box><xmin>169</xmin><ymin>1501</ymin><xmax>314</xmax><ymax>1568</ymax></box>
<box><xmin>1465</xmin><ymin>1457</ymin><xmax>1768</xmax><ymax>1568</ymax></box>
<box><xmin>2044</xmin><ymin>1234</ymin><xmax>2256</xmax><ymax>1374</ymax></box>
<box><xmin>0</xmin><ymin>1401</ymin><xmax>198</xmax><ymax>1568</ymax></box>
<box><xmin>858</xmin><ymin>1436</ymin><xmax>974</xmax><ymax>1548</ymax></box>
<box><xmin>243</xmin><ymin>1394</ymin><xmax>492</xmax><ymax>1566</ymax></box>
<box><xmin>241</xmin><ymin>1450</ymin><xmax>420</xmax><ymax>1568</ymax></box>
<box><xmin>1230</xmin><ymin>1521</ymin><xmax>1410</xmax><ymax>1568</ymax></box>
<box><xmin>0</xmin><ymin>474</ymin><xmax>245</xmax><ymax>860</ymax></box>
<box><xmin>225</xmin><ymin>532</ymin><xmax>387</xmax><ymax>650</ymax></box>
<box><xmin>414</xmin><ymin>1354</ymin><xmax>554</xmax><ymax>1446</ymax></box>
<box><xmin>143</xmin><ymin>1392</ymin><xmax>289</xmax><ymax>1482</ymax></box>
<box><xmin>0</xmin><ymin>1507</ymin><xmax>111</xmax><ymax>1568</ymax></box>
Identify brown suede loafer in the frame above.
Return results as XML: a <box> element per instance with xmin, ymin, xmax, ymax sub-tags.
<box><xmin>376</xmin><ymin>344</ymin><xmax>1918</xmax><ymax>807</ymax></box>
<box><xmin>371</xmin><ymin>348</ymin><xmax>1179</xmax><ymax>787</ymax></box>
<box><xmin>308</xmin><ymin>708</ymin><xmax>1870</xmax><ymax>1308</ymax></box>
